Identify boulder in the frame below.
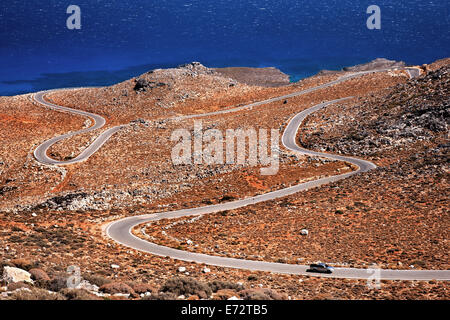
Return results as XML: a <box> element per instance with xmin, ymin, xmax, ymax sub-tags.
<box><xmin>2</xmin><ymin>267</ymin><xmax>33</xmax><ymax>284</ymax></box>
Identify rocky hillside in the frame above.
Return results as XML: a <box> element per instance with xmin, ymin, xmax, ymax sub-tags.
<box><xmin>214</xmin><ymin>66</ymin><xmax>291</xmax><ymax>87</ymax></box>
<box><xmin>318</xmin><ymin>58</ymin><xmax>406</xmax><ymax>75</ymax></box>
<box><xmin>303</xmin><ymin>64</ymin><xmax>449</xmax><ymax>158</ymax></box>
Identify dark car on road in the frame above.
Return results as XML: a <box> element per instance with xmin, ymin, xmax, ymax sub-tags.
<box><xmin>307</xmin><ymin>263</ymin><xmax>334</xmax><ymax>274</ymax></box>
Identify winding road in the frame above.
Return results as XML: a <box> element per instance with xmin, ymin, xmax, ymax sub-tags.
<box><xmin>32</xmin><ymin>68</ymin><xmax>450</xmax><ymax>280</ymax></box>
<box><xmin>32</xmin><ymin>90</ymin><xmax>126</xmax><ymax>165</ymax></box>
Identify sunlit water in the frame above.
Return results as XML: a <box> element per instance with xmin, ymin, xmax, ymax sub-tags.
<box><xmin>0</xmin><ymin>0</ymin><xmax>449</xmax><ymax>95</ymax></box>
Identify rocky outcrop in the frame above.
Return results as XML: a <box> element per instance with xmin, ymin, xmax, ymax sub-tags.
<box><xmin>214</xmin><ymin>66</ymin><xmax>291</xmax><ymax>87</ymax></box>
<box><xmin>2</xmin><ymin>267</ymin><xmax>33</xmax><ymax>284</ymax></box>
<box><xmin>343</xmin><ymin>58</ymin><xmax>405</xmax><ymax>72</ymax></box>
<box><xmin>318</xmin><ymin>58</ymin><xmax>406</xmax><ymax>76</ymax></box>
<box><xmin>133</xmin><ymin>78</ymin><xmax>167</xmax><ymax>92</ymax></box>
<box><xmin>306</xmin><ymin>65</ymin><xmax>449</xmax><ymax>156</ymax></box>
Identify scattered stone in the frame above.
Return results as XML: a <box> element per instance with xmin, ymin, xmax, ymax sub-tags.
<box><xmin>75</xmin><ymin>280</ymin><xmax>99</xmax><ymax>292</ymax></box>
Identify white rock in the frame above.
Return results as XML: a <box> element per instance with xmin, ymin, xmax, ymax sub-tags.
<box><xmin>113</xmin><ymin>293</ymin><xmax>130</xmax><ymax>298</ymax></box>
<box><xmin>111</xmin><ymin>264</ymin><xmax>120</xmax><ymax>269</ymax></box>
<box><xmin>178</xmin><ymin>267</ymin><xmax>186</xmax><ymax>273</ymax></box>
<box><xmin>228</xmin><ymin>296</ymin><xmax>240</xmax><ymax>300</ymax></box>
<box><xmin>2</xmin><ymin>267</ymin><xmax>33</xmax><ymax>284</ymax></box>
<box><xmin>31</xmin><ymin>213</ymin><xmax>37</xmax><ymax>217</ymax></box>
<box><xmin>13</xmin><ymin>287</ymin><xmax>31</xmax><ymax>293</ymax></box>
<box><xmin>300</xmin><ymin>229</ymin><xmax>309</xmax><ymax>236</ymax></box>
<box><xmin>186</xmin><ymin>240</ymin><xmax>193</xmax><ymax>245</ymax></box>
<box><xmin>92</xmin><ymin>291</ymin><xmax>107</xmax><ymax>297</ymax></box>
<box><xmin>177</xmin><ymin>295</ymin><xmax>186</xmax><ymax>300</ymax></box>
<box><xmin>75</xmin><ymin>280</ymin><xmax>99</xmax><ymax>292</ymax></box>
<box><xmin>202</xmin><ymin>267</ymin><xmax>211</xmax><ymax>273</ymax></box>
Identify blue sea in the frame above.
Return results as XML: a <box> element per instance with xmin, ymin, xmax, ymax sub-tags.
<box><xmin>0</xmin><ymin>0</ymin><xmax>449</xmax><ymax>96</ymax></box>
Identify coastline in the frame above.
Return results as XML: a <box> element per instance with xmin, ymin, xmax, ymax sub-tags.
<box><xmin>0</xmin><ymin>57</ymin><xmax>429</xmax><ymax>97</ymax></box>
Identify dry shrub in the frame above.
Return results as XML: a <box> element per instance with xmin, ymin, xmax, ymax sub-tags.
<box><xmin>10</xmin><ymin>258</ymin><xmax>37</xmax><ymax>271</ymax></box>
<box><xmin>160</xmin><ymin>277</ymin><xmax>212</xmax><ymax>299</ymax></box>
<box><xmin>240</xmin><ymin>288</ymin><xmax>287</xmax><ymax>300</ymax></box>
<box><xmin>7</xmin><ymin>282</ymin><xmax>32</xmax><ymax>291</ymax></box>
<box><xmin>83</xmin><ymin>274</ymin><xmax>112</xmax><ymax>287</ymax></box>
<box><xmin>208</xmin><ymin>280</ymin><xmax>244</xmax><ymax>293</ymax></box>
<box><xmin>46</xmin><ymin>277</ymin><xmax>69</xmax><ymax>292</ymax></box>
<box><xmin>126</xmin><ymin>282</ymin><xmax>156</xmax><ymax>295</ymax></box>
<box><xmin>99</xmin><ymin>282</ymin><xmax>137</xmax><ymax>298</ymax></box>
<box><xmin>142</xmin><ymin>292</ymin><xmax>177</xmax><ymax>300</ymax></box>
<box><xmin>6</xmin><ymin>288</ymin><xmax>66</xmax><ymax>300</ymax></box>
<box><xmin>29</xmin><ymin>268</ymin><xmax>50</xmax><ymax>281</ymax></box>
<box><xmin>60</xmin><ymin>288</ymin><xmax>101</xmax><ymax>300</ymax></box>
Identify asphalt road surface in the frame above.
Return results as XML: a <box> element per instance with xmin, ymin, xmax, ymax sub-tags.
<box><xmin>32</xmin><ymin>90</ymin><xmax>125</xmax><ymax>165</ymax></box>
